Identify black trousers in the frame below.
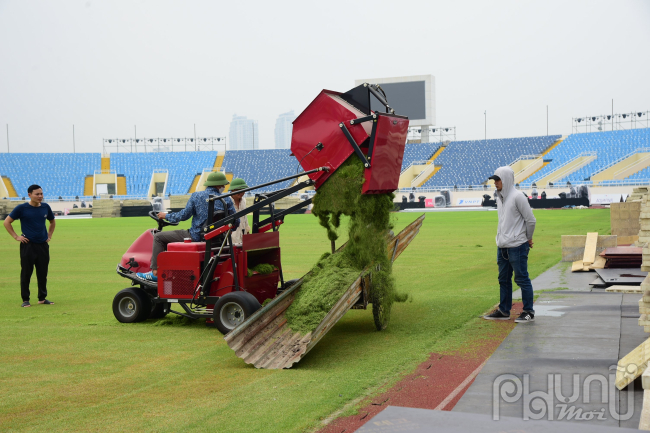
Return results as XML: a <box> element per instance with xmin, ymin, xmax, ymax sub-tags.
<box><xmin>150</xmin><ymin>229</ymin><xmax>191</xmax><ymax>270</ymax></box>
<box><xmin>20</xmin><ymin>242</ymin><xmax>50</xmax><ymax>302</ymax></box>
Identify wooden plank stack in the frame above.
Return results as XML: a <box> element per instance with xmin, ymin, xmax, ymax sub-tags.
<box><xmin>636</xmin><ymin>187</ymin><xmax>650</xmax><ymax>333</ymax></box>
<box><xmin>641</xmin><ymin>189</ymin><xmax>650</xmax><ymax>271</ymax></box>
<box><xmin>611</xmin><ymin>201</ymin><xmax>641</xmax><ymax>243</ymax></box>
<box><xmin>122</xmin><ymin>199</ymin><xmax>151</xmax><ymax>207</ymax></box>
<box><xmin>2</xmin><ymin>200</ymin><xmax>21</xmax><ymax>217</ymax></box>
<box><xmin>170</xmin><ymin>195</ymin><xmax>190</xmax><ymax>210</ymax></box>
<box><xmin>628</xmin><ymin>186</ymin><xmax>648</xmax><ymax>202</ymax></box>
<box><xmin>91</xmin><ymin>199</ymin><xmax>121</xmax><ymax>218</ymax></box>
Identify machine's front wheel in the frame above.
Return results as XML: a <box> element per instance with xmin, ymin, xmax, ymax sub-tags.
<box><xmin>149</xmin><ymin>301</ymin><xmax>170</xmax><ymax>319</ymax></box>
<box><xmin>113</xmin><ymin>288</ymin><xmax>152</xmax><ymax>323</ymax></box>
<box><xmin>213</xmin><ymin>292</ymin><xmax>261</xmax><ymax>334</ymax></box>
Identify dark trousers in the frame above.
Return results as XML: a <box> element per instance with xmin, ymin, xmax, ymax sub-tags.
<box><xmin>20</xmin><ymin>242</ymin><xmax>50</xmax><ymax>302</ymax></box>
<box><xmin>497</xmin><ymin>242</ymin><xmax>535</xmax><ymax>315</ymax></box>
<box><xmin>151</xmin><ymin>229</ymin><xmax>191</xmax><ymax>270</ymax></box>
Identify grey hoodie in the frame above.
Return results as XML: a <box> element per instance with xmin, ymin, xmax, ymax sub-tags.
<box><xmin>493</xmin><ymin>166</ymin><xmax>536</xmax><ymax>248</ymax></box>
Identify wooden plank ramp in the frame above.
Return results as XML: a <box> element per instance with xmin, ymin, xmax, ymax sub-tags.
<box><xmin>224</xmin><ymin>214</ymin><xmax>426</xmax><ymax>369</ymax></box>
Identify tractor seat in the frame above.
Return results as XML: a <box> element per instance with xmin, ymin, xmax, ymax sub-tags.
<box><xmin>167</xmin><ymin>241</ymin><xmax>205</xmax><ymax>252</ymax></box>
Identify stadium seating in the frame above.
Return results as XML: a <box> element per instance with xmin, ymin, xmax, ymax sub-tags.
<box><xmin>400</xmin><ymin>143</ymin><xmax>440</xmax><ymax>172</ymax></box>
<box><xmin>111</xmin><ymin>151</ymin><xmax>217</xmax><ymax>196</ymax></box>
<box><xmin>0</xmin><ymin>153</ymin><xmax>100</xmax><ymax>198</ymax></box>
<box><xmin>523</xmin><ymin>129</ymin><xmax>650</xmax><ymax>186</ymax></box>
<box><xmin>623</xmin><ymin>164</ymin><xmax>650</xmax><ymax>182</ymax></box>
<box><xmin>3</xmin><ymin>129</ymin><xmax>648</xmax><ymax>200</ymax></box>
<box><xmin>221</xmin><ymin>149</ymin><xmax>298</xmax><ymax>191</ymax></box>
<box><xmin>421</xmin><ymin>135</ymin><xmax>561</xmax><ymax>188</ymax></box>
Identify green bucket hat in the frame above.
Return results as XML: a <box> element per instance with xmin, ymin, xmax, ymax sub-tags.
<box><xmin>229</xmin><ymin>178</ymin><xmax>249</xmax><ymax>191</ymax></box>
<box><xmin>203</xmin><ymin>171</ymin><xmax>229</xmax><ymax>187</ymax></box>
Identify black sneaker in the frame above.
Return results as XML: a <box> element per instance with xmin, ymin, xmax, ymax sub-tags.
<box><xmin>483</xmin><ymin>309</ymin><xmax>510</xmax><ymax>320</ymax></box>
<box><xmin>515</xmin><ymin>312</ymin><xmax>535</xmax><ymax>323</ymax></box>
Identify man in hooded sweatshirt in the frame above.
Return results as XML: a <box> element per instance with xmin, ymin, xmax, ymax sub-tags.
<box><xmin>483</xmin><ymin>166</ymin><xmax>536</xmax><ymax>323</ymax></box>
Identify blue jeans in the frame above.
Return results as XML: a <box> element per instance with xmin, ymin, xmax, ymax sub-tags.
<box><xmin>497</xmin><ymin>242</ymin><xmax>534</xmax><ymax>315</ymax></box>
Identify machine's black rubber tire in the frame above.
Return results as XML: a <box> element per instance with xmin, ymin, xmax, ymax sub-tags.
<box><xmin>372</xmin><ymin>294</ymin><xmax>390</xmax><ymax>331</ymax></box>
<box><xmin>113</xmin><ymin>288</ymin><xmax>152</xmax><ymax>323</ymax></box>
<box><xmin>213</xmin><ymin>291</ymin><xmax>261</xmax><ymax>335</ymax></box>
<box><xmin>149</xmin><ymin>301</ymin><xmax>170</xmax><ymax>319</ymax></box>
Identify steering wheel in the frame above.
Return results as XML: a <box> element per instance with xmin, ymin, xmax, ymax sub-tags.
<box><xmin>149</xmin><ymin>211</ymin><xmax>179</xmax><ymax>231</ymax></box>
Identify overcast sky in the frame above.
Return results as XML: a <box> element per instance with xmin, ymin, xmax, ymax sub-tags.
<box><xmin>1</xmin><ymin>0</ymin><xmax>649</xmax><ymax>153</ymax></box>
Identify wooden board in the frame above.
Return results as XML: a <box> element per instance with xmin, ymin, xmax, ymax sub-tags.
<box><xmin>223</xmin><ymin>214</ymin><xmax>426</xmax><ymax>369</ymax></box>
<box><xmin>616</xmin><ymin>338</ymin><xmax>650</xmax><ymax>389</ymax></box>
<box><xmin>606</xmin><ymin>285</ymin><xmax>642</xmax><ymax>293</ymax></box>
<box><xmin>582</xmin><ymin>232</ymin><xmax>599</xmax><ymax>264</ymax></box>
<box><xmin>639</xmin><ymin>389</ymin><xmax>650</xmax><ymax>430</ymax></box>
<box><xmin>640</xmin><ymin>299</ymin><xmax>650</xmax><ymax>315</ymax></box>
<box><xmin>589</xmin><ymin>256</ymin><xmax>607</xmax><ymax>270</ymax></box>
<box><xmin>644</xmin><ymin>366</ymin><xmax>650</xmax><ymax>393</ymax></box>
<box><xmin>572</xmin><ymin>260</ymin><xmax>585</xmax><ymax>272</ymax></box>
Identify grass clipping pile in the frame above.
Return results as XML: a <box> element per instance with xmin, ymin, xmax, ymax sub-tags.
<box><xmin>284</xmin><ymin>157</ymin><xmax>407</xmax><ymax>334</ymax></box>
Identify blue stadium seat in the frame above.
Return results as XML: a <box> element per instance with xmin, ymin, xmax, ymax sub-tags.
<box><xmin>221</xmin><ymin>149</ymin><xmax>297</xmax><ymax>191</ymax></box>
<box><xmin>422</xmin><ymin>135</ymin><xmax>560</xmax><ymax>188</ymax></box>
<box><xmin>522</xmin><ymin>129</ymin><xmax>650</xmax><ymax>187</ymax></box>
<box><xmin>111</xmin><ymin>151</ymin><xmax>218</xmax><ymax>196</ymax></box>
<box><xmin>400</xmin><ymin>143</ymin><xmax>439</xmax><ymax>171</ymax></box>
<box><xmin>0</xmin><ymin>153</ymin><xmax>100</xmax><ymax>198</ymax></box>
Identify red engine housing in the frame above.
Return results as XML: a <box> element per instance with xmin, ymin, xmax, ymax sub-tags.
<box><xmin>155</xmin><ymin>231</ymin><xmax>281</xmax><ymax>304</ymax></box>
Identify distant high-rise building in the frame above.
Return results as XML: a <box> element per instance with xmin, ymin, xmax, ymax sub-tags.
<box><xmin>274</xmin><ymin>110</ymin><xmax>296</xmax><ymax>149</ymax></box>
<box><xmin>229</xmin><ymin>115</ymin><xmax>259</xmax><ymax>150</ymax></box>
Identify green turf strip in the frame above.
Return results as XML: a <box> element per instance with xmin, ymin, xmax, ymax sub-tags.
<box><xmin>0</xmin><ymin>209</ymin><xmax>610</xmax><ymax>432</ymax></box>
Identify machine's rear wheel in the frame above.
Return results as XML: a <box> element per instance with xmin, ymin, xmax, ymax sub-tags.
<box><xmin>279</xmin><ymin>278</ymin><xmax>300</xmax><ymax>293</ymax></box>
<box><xmin>372</xmin><ymin>294</ymin><xmax>390</xmax><ymax>331</ymax></box>
<box><xmin>149</xmin><ymin>301</ymin><xmax>170</xmax><ymax>319</ymax></box>
<box><xmin>113</xmin><ymin>288</ymin><xmax>152</xmax><ymax>323</ymax></box>
<box><xmin>213</xmin><ymin>291</ymin><xmax>261</xmax><ymax>334</ymax></box>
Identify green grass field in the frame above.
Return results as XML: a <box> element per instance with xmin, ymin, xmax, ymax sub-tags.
<box><xmin>0</xmin><ymin>209</ymin><xmax>610</xmax><ymax>432</ymax></box>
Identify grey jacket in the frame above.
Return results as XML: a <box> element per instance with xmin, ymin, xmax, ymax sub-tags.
<box><xmin>493</xmin><ymin>166</ymin><xmax>536</xmax><ymax>248</ymax></box>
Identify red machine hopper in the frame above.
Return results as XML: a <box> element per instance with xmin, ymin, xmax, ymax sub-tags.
<box><xmin>291</xmin><ymin>84</ymin><xmax>409</xmax><ymax>194</ymax></box>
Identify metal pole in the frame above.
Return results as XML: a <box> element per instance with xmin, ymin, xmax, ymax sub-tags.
<box><xmin>484</xmin><ymin>111</ymin><xmax>486</xmax><ymax>143</ymax></box>
<box><xmin>612</xmin><ymin>99</ymin><xmax>614</xmax><ymax>131</ymax></box>
<box><xmin>73</xmin><ymin>124</ymin><xmax>76</xmax><ymax>153</ymax></box>
<box><xmin>134</xmin><ymin>125</ymin><xmax>136</xmax><ymax>152</ymax></box>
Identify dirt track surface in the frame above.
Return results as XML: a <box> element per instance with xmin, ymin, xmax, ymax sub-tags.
<box><xmin>319</xmin><ymin>302</ymin><xmax>523</xmax><ymax>433</ymax></box>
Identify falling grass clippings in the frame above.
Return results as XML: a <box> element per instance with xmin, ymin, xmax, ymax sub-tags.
<box><xmin>284</xmin><ymin>157</ymin><xmax>407</xmax><ymax>334</ymax></box>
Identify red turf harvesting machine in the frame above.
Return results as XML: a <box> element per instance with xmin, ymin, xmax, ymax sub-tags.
<box><xmin>113</xmin><ymin>83</ymin><xmax>411</xmax><ymax>335</ymax></box>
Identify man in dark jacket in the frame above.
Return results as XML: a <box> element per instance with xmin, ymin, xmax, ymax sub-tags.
<box><xmin>4</xmin><ymin>185</ymin><xmax>56</xmax><ymax>307</ymax></box>
<box><xmin>136</xmin><ymin>171</ymin><xmax>237</xmax><ymax>282</ymax></box>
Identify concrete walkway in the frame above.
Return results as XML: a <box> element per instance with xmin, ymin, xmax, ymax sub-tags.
<box><xmin>454</xmin><ymin>262</ymin><xmax>646</xmax><ymax>429</ymax></box>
